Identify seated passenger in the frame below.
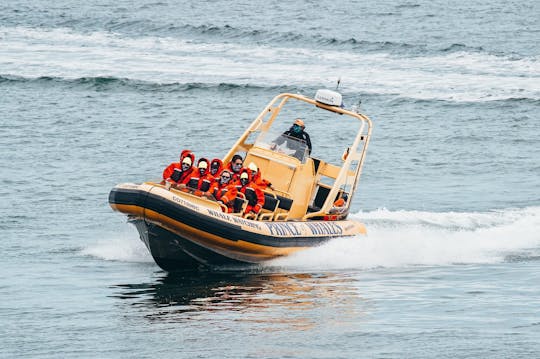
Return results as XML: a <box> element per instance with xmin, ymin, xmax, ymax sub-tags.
<box><xmin>186</xmin><ymin>158</ymin><xmax>214</xmax><ymax>193</ymax></box>
<box><xmin>330</xmin><ymin>193</ymin><xmax>349</xmax><ymax>214</ymax></box>
<box><xmin>209</xmin><ymin>158</ymin><xmax>223</xmax><ymax>180</ymax></box>
<box><xmin>162</xmin><ymin>150</ymin><xmax>195</xmax><ymax>187</ymax></box>
<box><xmin>247</xmin><ymin>162</ymin><xmax>272</xmax><ymax>190</ymax></box>
<box><xmin>235</xmin><ymin>169</ymin><xmax>265</xmax><ymax>215</ymax></box>
<box><xmin>333</xmin><ymin>197</ymin><xmax>345</xmax><ymax>207</ymax></box>
<box><xmin>208</xmin><ymin>170</ymin><xmax>237</xmax><ymax>213</ymax></box>
<box><xmin>226</xmin><ymin>154</ymin><xmax>244</xmax><ymax>181</ymax></box>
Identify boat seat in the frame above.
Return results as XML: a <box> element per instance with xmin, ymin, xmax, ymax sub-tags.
<box><xmin>258</xmin><ymin>192</ymin><xmax>280</xmax><ymax>221</ymax></box>
<box><xmin>231</xmin><ymin>193</ymin><xmax>248</xmax><ymax>216</ymax></box>
<box><xmin>243</xmin><ymin>187</ymin><xmax>258</xmax><ymax>207</ymax></box>
<box><xmin>274</xmin><ymin>194</ymin><xmax>293</xmax><ymax>221</ymax></box>
<box><xmin>276</xmin><ymin>195</ymin><xmax>293</xmax><ymax>210</ymax></box>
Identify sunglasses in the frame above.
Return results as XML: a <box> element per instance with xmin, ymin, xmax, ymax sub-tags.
<box><xmin>221</xmin><ymin>175</ymin><xmax>231</xmax><ymax>180</ymax></box>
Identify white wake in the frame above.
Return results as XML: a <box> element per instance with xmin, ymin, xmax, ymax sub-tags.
<box><xmin>271</xmin><ymin>207</ymin><xmax>540</xmax><ymax>269</ymax></box>
<box><xmin>80</xmin><ymin>226</ymin><xmax>153</xmax><ymax>263</ymax></box>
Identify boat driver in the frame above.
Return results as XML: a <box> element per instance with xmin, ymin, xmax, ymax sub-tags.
<box><xmin>272</xmin><ymin>118</ymin><xmax>312</xmax><ymax>157</ymax></box>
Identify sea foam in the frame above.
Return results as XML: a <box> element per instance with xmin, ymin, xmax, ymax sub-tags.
<box><xmin>270</xmin><ymin>207</ymin><xmax>540</xmax><ymax>270</ymax></box>
<box><xmin>80</xmin><ymin>226</ymin><xmax>153</xmax><ymax>263</ymax></box>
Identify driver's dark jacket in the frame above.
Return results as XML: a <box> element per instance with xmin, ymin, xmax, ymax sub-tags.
<box><xmin>276</xmin><ymin>128</ymin><xmax>312</xmax><ymax>154</ymax></box>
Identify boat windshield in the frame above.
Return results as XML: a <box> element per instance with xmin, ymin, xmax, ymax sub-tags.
<box><xmin>254</xmin><ymin>129</ymin><xmax>309</xmax><ymax>163</ymax></box>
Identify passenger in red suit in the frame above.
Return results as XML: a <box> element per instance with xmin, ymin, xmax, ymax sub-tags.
<box><xmin>247</xmin><ymin>162</ymin><xmax>272</xmax><ymax>190</ymax></box>
<box><xmin>226</xmin><ymin>154</ymin><xmax>244</xmax><ymax>181</ymax></box>
<box><xmin>209</xmin><ymin>158</ymin><xmax>224</xmax><ymax>180</ymax></box>
<box><xmin>162</xmin><ymin>151</ymin><xmax>195</xmax><ymax>186</ymax></box>
<box><xmin>208</xmin><ymin>170</ymin><xmax>237</xmax><ymax>213</ymax></box>
<box><xmin>186</xmin><ymin>158</ymin><xmax>214</xmax><ymax>193</ymax></box>
<box><xmin>235</xmin><ymin>168</ymin><xmax>265</xmax><ymax>215</ymax></box>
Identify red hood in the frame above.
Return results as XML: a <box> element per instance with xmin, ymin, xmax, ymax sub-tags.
<box><xmin>210</xmin><ymin>158</ymin><xmax>224</xmax><ymax>175</ymax></box>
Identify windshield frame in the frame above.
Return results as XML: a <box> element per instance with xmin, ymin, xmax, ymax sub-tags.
<box><xmin>253</xmin><ymin>130</ymin><xmax>309</xmax><ymax>163</ymax></box>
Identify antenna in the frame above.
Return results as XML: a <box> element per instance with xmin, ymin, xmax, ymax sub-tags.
<box><xmin>336</xmin><ymin>77</ymin><xmax>341</xmax><ymax>90</ymax></box>
<box><xmin>351</xmin><ymin>99</ymin><xmax>362</xmax><ymax>113</ymax></box>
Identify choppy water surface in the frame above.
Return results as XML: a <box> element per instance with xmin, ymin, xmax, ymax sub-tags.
<box><xmin>1</xmin><ymin>0</ymin><xmax>539</xmax><ymax>357</ymax></box>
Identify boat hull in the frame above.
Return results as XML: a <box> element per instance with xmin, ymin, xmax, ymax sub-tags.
<box><xmin>131</xmin><ymin>219</ymin><xmax>246</xmax><ymax>270</ymax></box>
<box><xmin>109</xmin><ymin>183</ymin><xmax>366</xmax><ymax>270</ymax></box>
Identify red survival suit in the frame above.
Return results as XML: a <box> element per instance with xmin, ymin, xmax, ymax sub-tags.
<box><xmin>209</xmin><ymin>158</ymin><xmax>224</xmax><ymax>181</ymax></box>
<box><xmin>208</xmin><ymin>170</ymin><xmax>238</xmax><ymax>213</ymax></box>
<box><xmin>235</xmin><ymin>168</ymin><xmax>265</xmax><ymax>215</ymax></box>
<box><xmin>246</xmin><ymin>162</ymin><xmax>271</xmax><ymax>190</ymax></box>
<box><xmin>251</xmin><ymin>169</ymin><xmax>271</xmax><ymax>190</ymax></box>
<box><xmin>185</xmin><ymin>157</ymin><xmax>214</xmax><ymax>193</ymax></box>
<box><xmin>226</xmin><ymin>156</ymin><xmax>244</xmax><ymax>182</ymax></box>
<box><xmin>162</xmin><ymin>150</ymin><xmax>195</xmax><ymax>185</ymax></box>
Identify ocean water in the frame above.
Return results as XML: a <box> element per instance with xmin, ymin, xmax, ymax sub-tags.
<box><xmin>1</xmin><ymin>0</ymin><xmax>540</xmax><ymax>357</ymax></box>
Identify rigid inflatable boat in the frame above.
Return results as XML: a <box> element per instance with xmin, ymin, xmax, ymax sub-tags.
<box><xmin>109</xmin><ymin>89</ymin><xmax>372</xmax><ymax>270</ymax></box>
